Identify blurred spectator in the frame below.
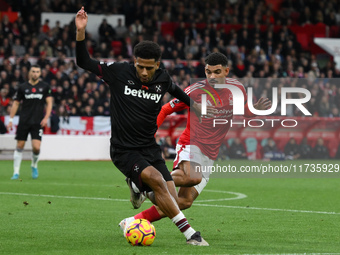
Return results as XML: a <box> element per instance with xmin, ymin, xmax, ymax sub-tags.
<box><xmin>42</xmin><ymin>19</ymin><xmax>50</xmax><ymax>34</ymax></box>
<box><xmin>228</xmin><ymin>138</ymin><xmax>247</xmax><ymax>159</ymax></box>
<box><xmin>83</xmin><ymin>105</ymin><xmax>94</xmax><ymax>117</ymax></box>
<box><xmin>98</xmin><ymin>18</ymin><xmax>116</xmax><ymax>44</ymax></box>
<box><xmin>115</xmin><ymin>18</ymin><xmax>128</xmax><ymax>40</ymax></box>
<box><xmin>12</xmin><ymin>38</ymin><xmax>26</xmax><ymax>57</ymax></box>
<box><xmin>284</xmin><ymin>138</ymin><xmax>300</xmax><ymax>160</ymax></box>
<box><xmin>39</xmin><ymin>39</ymin><xmax>53</xmax><ymax>57</ymax></box>
<box><xmin>263</xmin><ymin>138</ymin><xmax>285</xmax><ymax>160</ymax></box>
<box><xmin>217</xmin><ymin>143</ymin><xmax>228</xmax><ymax>161</ymax></box>
<box><xmin>0</xmin><ymin>88</ymin><xmax>11</xmax><ymax>115</ymax></box>
<box><xmin>299</xmin><ymin>138</ymin><xmax>312</xmax><ymax>159</ymax></box>
<box><xmin>335</xmin><ymin>144</ymin><xmax>340</xmax><ymax>159</ymax></box>
<box><xmin>329</xmin><ymin>106</ymin><xmax>340</xmax><ymax>117</ymax></box>
<box><xmin>312</xmin><ymin>138</ymin><xmax>329</xmax><ymax>159</ymax></box>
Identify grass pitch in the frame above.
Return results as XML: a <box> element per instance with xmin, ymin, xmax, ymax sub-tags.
<box><xmin>0</xmin><ymin>160</ymin><xmax>339</xmax><ymax>255</ymax></box>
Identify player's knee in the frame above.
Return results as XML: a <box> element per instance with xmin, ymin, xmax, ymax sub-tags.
<box><xmin>143</xmin><ymin>170</ymin><xmax>167</xmax><ymax>192</ymax></box>
<box><xmin>187</xmin><ymin>176</ymin><xmax>202</xmax><ymax>186</ymax></box>
<box><xmin>32</xmin><ymin>148</ymin><xmax>40</xmax><ymax>154</ymax></box>
<box><xmin>178</xmin><ymin>198</ymin><xmax>193</xmax><ymax>210</ymax></box>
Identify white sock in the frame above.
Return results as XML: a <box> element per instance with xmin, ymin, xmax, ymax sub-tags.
<box><xmin>31</xmin><ymin>152</ymin><xmax>39</xmax><ymax>168</ymax></box>
<box><xmin>171</xmin><ymin>212</ymin><xmax>196</xmax><ymax>240</ymax></box>
<box><xmin>13</xmin><ymin>150</ymin><xmax>23</xmax><ymax>175</ymax></box>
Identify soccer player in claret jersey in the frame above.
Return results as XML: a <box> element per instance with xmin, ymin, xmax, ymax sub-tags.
<box><xmin>119</xmin><ymin>52</ymin><xmax>271</xmax><ymax>234</ymax></box>
<box><xmin>75</xmin><ymin>7</ymin><xmax>214</xmax><ymax>246</ymax></box>
<box><xmin>7</xmin><ymin>65</ymin><xmax>53</xmax><ymax>180</ymax></box>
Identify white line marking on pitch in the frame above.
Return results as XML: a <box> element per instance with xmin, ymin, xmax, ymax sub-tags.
<box><xmin>0</xmin><ymin>192</ymin><xmax>127</xmax><ymax>202</ymax></box>
<box><xmin>192</xmin><ymin>203</ymin><xmax>340</xmax><ymax>215</ymax></box>
<box><xmin>1</xmin><ymin>192</ymin><xmax>339</xmax><ymax>215</ymax></box>
<box><xmin>188</xmin><ymin>253</ymin><xmax>340</xmax><ymax>255</ymax></box>
<box><xmin>196</xmin><ymin>190</ymin><xmax>247</xmax><ymax>202</ymax></box>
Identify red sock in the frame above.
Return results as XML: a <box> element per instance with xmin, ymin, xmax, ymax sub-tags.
<box><xmin>134</xmin><ymin>205</ymin><xmax>162</xmax><ymax>222</ymax></box>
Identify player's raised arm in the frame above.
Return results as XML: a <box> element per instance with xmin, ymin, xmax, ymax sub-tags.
<box><xmin>75</xmin><ymin>7</ymin><xmax>101</xmax><ymax>76</ymax></box>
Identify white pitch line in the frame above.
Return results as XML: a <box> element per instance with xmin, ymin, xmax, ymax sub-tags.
<box><xmin>192</xmin><ymin>203</ymin><xmax>340</xmax><ymax>215</ymax></box>
<box><xmin>0</xmin><ymin>192</ymin><xmax>129</xmax><ymax>202</ymax></box>
<box><xmin>187</xmin><ymin>253</ymin><xmax>340</xmax><ymax>255</ymax></box>
<box><xmin>1</xmin><ymin>192</ymin><xmax>339</xmax><ymax>215</ymax></box>
<box><xmin>196</xmin><ymin>190</ymin><xmax>247</xmax><ymax>202</ymax></box>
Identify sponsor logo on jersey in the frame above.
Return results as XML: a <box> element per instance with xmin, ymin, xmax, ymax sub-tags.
<box><xmin>124</xmin><ymin>85</ymin><xmax>161</xmax><ymax>103</ymax></box>
<box><xmin>25</xmin><ymin>94</ymin><xmax>43</xmax><ymax>99</ymax></box>
<box><xmin>128</xmin><ymin>80</ymin><xmax>135</xmax><ymax>85</ymax></box>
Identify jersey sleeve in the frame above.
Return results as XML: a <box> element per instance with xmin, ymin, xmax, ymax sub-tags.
<box><xmin>13</xmin><ymin>85</ymin><xmax>24</xmax><ymax>101</ymax></box>
<box><xmin>76</xmin><ymin>40</ymin><xmax>120</xmax><ymax>84</ymax></box>
<box><xmin>97</xmin><ymin>61</ymin><xmax>123</xmax><ymax>84</ymax></box>
<box><xmin>157</xmin><ymin>99</ymin><xmax>188</xmax><ymax>127</ymax></box>
<box><xmin>45</xmin><ymin>83</ymin><xmax>52</xmax><ymax>98</ymax></box>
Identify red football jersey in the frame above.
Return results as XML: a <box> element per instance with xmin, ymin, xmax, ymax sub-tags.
<box><xmin>158</xmin><ymin>78</ymin><xmax>249</xmax><ymax>160</ymax></box>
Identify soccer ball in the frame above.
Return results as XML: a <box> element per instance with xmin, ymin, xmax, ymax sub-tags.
<box><xmin>125</xmin><ymin>219</ymin><xmax>156</xmax><ymax>246</ymax></box>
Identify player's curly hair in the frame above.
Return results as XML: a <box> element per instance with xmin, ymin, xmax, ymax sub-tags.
<box><xmin>134</xmin><ymin>41</ymin><xmax>162</xmax><ymax>61</ymax></box>
<box><xmin>205</xmin><ymin>52</ymin><xmax>228</xmax><ymax>67</ymax></box>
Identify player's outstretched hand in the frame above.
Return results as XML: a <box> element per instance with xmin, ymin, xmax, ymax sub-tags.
<box><xmin>75</xmin><ymin>6</ymin><xmax>88</xmax><ymax>30</ymax></box>
<box><xmin>192</xmin><ymin>102</ymin><xmax>217</xmax><ymax>123</ymax></box>
<box><xmin>254</xmin><ymin>97</ymin><xmax>271</xmax><ymax>110</ymax></box>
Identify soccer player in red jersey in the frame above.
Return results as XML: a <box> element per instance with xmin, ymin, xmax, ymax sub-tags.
<box><xmin>119</xmin><ymin>52</ymin><xmax>270</xmax><ymax>229</ymax></box>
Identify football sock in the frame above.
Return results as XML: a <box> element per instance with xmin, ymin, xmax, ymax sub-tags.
<box><xmin>31</xmin><ymin>152</ymin><xmax>40</xmax><ymax>168</ymax></box>
<box><xmin>171</xmin><ymin>212</ymin><xmax>196</xmax><ymax>240</ymax></box>
<box><xmin>13</xmin><ymin>149</ymin><xmax>23</xmax><ymax>175</ymax></box>
<box><xmin>134</xmin><ymin>205</ymin><xmax>162</xmax><ymax>222</ymax></box>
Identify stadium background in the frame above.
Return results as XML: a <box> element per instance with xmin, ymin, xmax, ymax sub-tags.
<box><xmin>0</xmin><ymin>0</ymin><xmax>340</xmax><ymax>160</ymax></box>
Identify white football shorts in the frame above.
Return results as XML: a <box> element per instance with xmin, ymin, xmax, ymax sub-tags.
<box><xmin>173</xmin><ymin>144</ymin><xmax>214</xmax><ymax>194</ymax></box>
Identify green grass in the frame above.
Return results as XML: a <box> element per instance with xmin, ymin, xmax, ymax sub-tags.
<box><xmin>0</xmin><ymin>160</ymin><xmax>340</xmax><ymax>254</ymax></box>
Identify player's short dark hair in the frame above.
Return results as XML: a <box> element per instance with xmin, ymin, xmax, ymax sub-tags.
<box><xmin>30</xmin><ymin>64</ymin><xmax>41</xmax><ymax>70</ymax></box>
<box><xmin>205</xmin><ymin>52</ymin><xmax>228</xmax><ymax>67</ymax></box>
<box><xmin>134</xmin><ymin>41</ymin><xmax>162</xmax><ymax>61</ymax></box>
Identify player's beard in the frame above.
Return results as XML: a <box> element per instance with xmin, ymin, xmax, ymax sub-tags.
<box><xmin>208</xmin><ymin>78</ymin><xmax>225</xmax><ymax>87</ymax></box>
<box><xmin>30</xmin><ymin>76</ymin><xmax>39</xmax><ymax>82</ymax></box>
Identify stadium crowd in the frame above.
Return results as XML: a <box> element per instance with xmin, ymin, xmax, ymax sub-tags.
<box><xmin>1</xmin><ymin>0</ymin><xmax>340</xmax><ymax>159</ymax></box>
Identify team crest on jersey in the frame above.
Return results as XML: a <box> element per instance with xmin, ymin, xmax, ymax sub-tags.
<box><xmin>133</xmin><ymin>164</ymin><xmax>140</xmax><ymax>172</ymax></box>
<box><xmin>128</xmin><ymin>80</ymin><xmax>135</xmax><ymax>85</ymax></box>
<box><xmin>155</xmin><ymin>85</ymin><xmax>162</xmax><ymax>93</ymax></box>
<box><xmin>170</xmin><ymin>99</ymin><xmax>180</xmax><ymax>108</ymax></box>
<box><xmin>25</xmin><ymin>89</ymin><xmax>29</xmax><ymax>93</ymax></box>
<box><xmin>39</xmin><ymin>88</ymin><xmax>43</xmax><ymax>92</ymax></box>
